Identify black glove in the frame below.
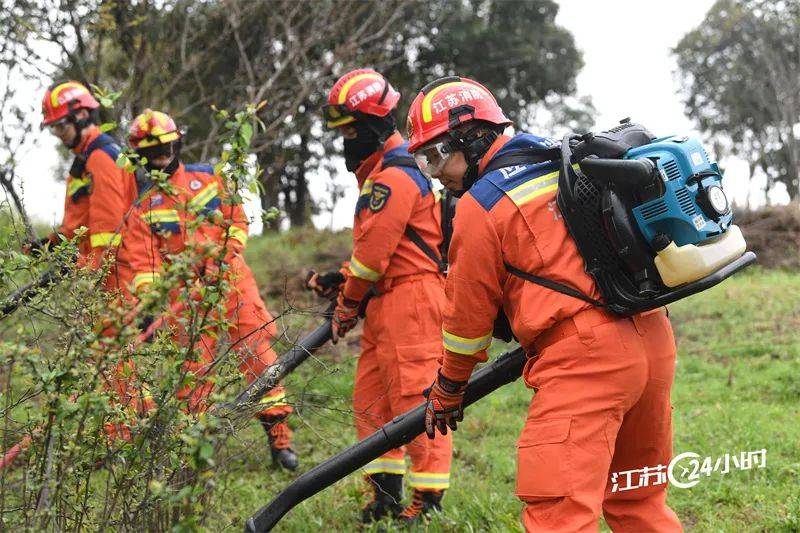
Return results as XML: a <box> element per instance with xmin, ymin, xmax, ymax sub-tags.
<box><xmin>23</xmin><ymin>235</ymin><xmax>55</xmax><ymax>256</ymax></box>
<box><xmin>305</xmin><ymin>270</ymin><xmax>346</xmax><ymax>299</ymax></box>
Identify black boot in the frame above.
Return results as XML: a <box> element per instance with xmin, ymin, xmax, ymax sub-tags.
<box><xmin>361</xmin><ymin>473</ymin><xmax>404</xmax><ymax>524</ymax></box>
<box><xmin>258</xmin><ymin>415</ymin><xmax>299</xmax><ymax>471</ymax></box>
<box><xmin>397</xmin><ymin>489</ymin><xmax>444</xmax><ymax>524</ymax></box>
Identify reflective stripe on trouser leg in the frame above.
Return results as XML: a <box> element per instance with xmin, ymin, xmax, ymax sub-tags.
<box><xmin>257</xmin><ymin>387</ymin><xmax>293</xmax><ymax>417</ymax></box>
<box><xmin>407</xmin><ymin>471</ymin><xmax>450</xmax><ymax>490</ymax></box>
<box><xmin>363</xmin><ymin>457</ymin><xmax>406</xmax><ymax>475</ymax></box>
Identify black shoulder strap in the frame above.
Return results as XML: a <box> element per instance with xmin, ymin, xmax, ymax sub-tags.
<box><xmin>482</xmin><ymin>147</ymin><xmax>561</xmax><ymax>175</ymax></box>
<box><xmin>438</xmin><ymin>191</ymin><xmax>457</xmax><ymax>273</ymax></box>
<box><xmin>383</xmin><ymin>155</ymin><xmax>448</xmax><ymax>273</ymax></box>
<box><xmin>68</xmin><ymin>135</ymin><xmax>117</xmax><ymax>179</ymax></box>
<box><xmin>405</xmin><ymin>226</ymin><xmax>446</xmax><ymax>274</ymax></box>
<box><xmin>381</xmin><ymin>156</ymin><xmax>417</xmax><ymax>170</ymax></box>
<box><xmin>504</xmin><ymin>261</ymin><xmax>605</xmax><ymax>308</ymax></box>
<box><xmin>134</xmin><ymin>167</ymin><xmax>153</xmax><ymax>199</ymax></box>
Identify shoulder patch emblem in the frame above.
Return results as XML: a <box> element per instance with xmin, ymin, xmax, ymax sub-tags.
<box><xmin>369</xmin><ymin>183</ymin><xmax>391</xmax><ymax>212</ymax></box>
<box><xmin>189</xmin><ymin>179</ymin><xmax>202</xmax><ymax>191</ymax></box>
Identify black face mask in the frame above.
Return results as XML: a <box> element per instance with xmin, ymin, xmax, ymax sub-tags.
<box><xmin>64</xmin><ymin>109</ymin><xmax>98</xmax><ymax>149</ymax></box>
<box><xmin>138</xmin><ymin>141</ymin><xmax>181</xmax><ymax>174</ymax></box>
<box><xmin>343</xmin><ymin>121</ymin><xmax>381</xmax><ymax>172</ymax></box>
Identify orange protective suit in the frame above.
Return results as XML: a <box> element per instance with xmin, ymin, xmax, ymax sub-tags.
<box><xmin>58</xmin><ymin>125</ymin><xmax>140</xmax><ymax>290</ymax></box>
<box><xmin>439</xmin><ymin>133</ymin><xmax>682</xmax><ymax>532</ymax></box>
<box><xmin>117</xmin><ymin>162</ymin><xmax>290</xmax><ymax>418</ymax></box>
<box><xmin>344</xmin><ymin>132</ymin><xmax>452</xmax><ymax>490</ymax></box>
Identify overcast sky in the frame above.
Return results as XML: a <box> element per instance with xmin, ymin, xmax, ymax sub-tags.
<box><xmin>10</xmin><ymin>0</ymin><xmax>790</xmax><ymax>234</ymax></box>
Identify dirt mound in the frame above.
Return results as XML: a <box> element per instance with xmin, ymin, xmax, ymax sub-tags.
<box><xmin>736</xmin><ymin>204</ymin><xmax>800</xmax><ymax>269</ymax></box>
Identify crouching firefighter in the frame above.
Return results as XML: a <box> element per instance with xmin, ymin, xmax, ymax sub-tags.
<box><xmin>407</xmin><ymin>77</ymin><xmax>684</xmax><ymax>532</ymax></box>
<box><xmin>117</xmin><ymin>110</ymin><xmax>299</xmax><ymax>470</ymax></box>
<box><xmin>316</xmin><ymin>68</ymin><xmax>454</xmax><ymax>523</ymax></box>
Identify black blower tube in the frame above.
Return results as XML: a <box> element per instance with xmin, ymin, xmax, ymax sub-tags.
<box><xmin>0</xmin><ymin>267</ymin><xmax>62</xmax><ymax>320</ymax></box>
<box><xmin>225</xmin><ymin>304</ymin><xmax>334</xmax><ymax>410</ymax></box>
<box><xmin>244</xmin><ymin>346</ymin><xmax>528</xmax><ymax>532</ymax></box>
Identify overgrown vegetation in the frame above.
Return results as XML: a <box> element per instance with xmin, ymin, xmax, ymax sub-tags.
<box><xmin>0</xmin><ymin>102</ymin><xmax>327</xmax><ymax>531</ymax></box>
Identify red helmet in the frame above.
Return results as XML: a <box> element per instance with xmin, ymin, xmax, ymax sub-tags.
<box><xmin>323</xmin><ymin>68</ymin><xmax>400</xmax><ymax>128</ymax></box>
<box><xmin>406</xmin><ymin>76</ymin><xmax>511</xmax><ymax>153</ymax></box>
<box><xmin>128</xmin><ymin>109</ymin><xmax>181</xmax><ymax>149</ymax></box>
<box><xmin>41</xmin><ymin>81</ymin><xmax>100</xmax><ymax>127</ymax></box>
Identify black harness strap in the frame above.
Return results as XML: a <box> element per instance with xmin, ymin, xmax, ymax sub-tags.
<box><xmin>134</xmin><ymin>167</ymin><xmax>153</xmax><ymax>199</ymax></box>
<box><xmin>382</xmin><ymin>156</ymin><xmax>449</xmax><ymax>274</ymax></box>
<box><xmin>504</xmin><ymin>262</ymin><xmax>605</xmax><ymax>307</ymax></box>
<box><xmin>404</xmin><ymin>226</ymin><xmax>446</xmax><ymax>273</ymax></box>
<box><xmin>438</xmin><ymin>190</ymin><xmax>457</xmax><ymax>273</ymax></box>
<box><xmin>380</xmin><ymin>156</ymin><xmax>417</xmax><ymax>171</ymax></box>
<box><xmin>481</xmin><ymin>147</ymin><xmax>561</xmax><ymax>174</ymax></box>
<box><xmin>482</xmin><ymin>148</ymin><xmax>605</xmax><ymax>308</ymax></box>
<box><xmin>69</xmin><ymin>135</ymin><xmax>117</xmax><ymax>179</ymax></box>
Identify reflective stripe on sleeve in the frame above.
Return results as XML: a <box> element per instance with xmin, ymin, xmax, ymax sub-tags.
<box><xmin>226</xmin><ymin>226</ymin><xmax>248</xmax><ymax>247</ymax></box>
<box><xmin>363</xmin><ymin>457</ymin><xmax>406</xmax><ymax>475</ymax></box>
<box><xmin>348</xmin><ymin>255</ymin><xmax>381</xmax><ymax>282</ymax></box>
<box><xmin>133</xmin><ymin>272</ymin><xmax>160</xmax><ymax>290</ymax></box>
<box><xmin>442</xmin><ymin>329</ymin><xmax>492</xmax><ymax>355</ymax></box>
<box><xmin>407</xmin><ymin>471</ymin><xmax>450</xmax><ymax>490</ymax></box>
<box><xmin>67</xmin><ymin>176</ymin><xmax>91</xmax><ymax>197</ymax></box>
<box><xmin>89</xmin><ymin>232</ymin><xmax>122</xmax><ymax>248</ymax></box>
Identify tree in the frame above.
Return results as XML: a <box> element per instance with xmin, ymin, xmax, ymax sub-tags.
<box><xmin>6</xmin><ymin>0</ymin><xmax>592</xmax><ymax>229</ymax></box>
<box><xmin>674</xmin><ymin>0</ymin><xmax>800</xmax><ymax>201</ymax></box>
<box><xmin>379</xmin><ymin>0</ymin><xmax>594</xmax><ymax>134</ymax></box>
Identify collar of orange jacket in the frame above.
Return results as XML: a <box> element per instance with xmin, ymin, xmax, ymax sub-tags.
<box><xmin>355</xmin><ymin>131</ymin><xmax>404</xmax><ymax>185</ymax></box>
<box><xmin>72</xmin><ymin>125</ymin><xmax>102</xmax><ymax>154</ymax></box>
<box><xmin>477</xmin><ymin>133</ymin><xmax>513</xmax><ymax>175</ymax></box>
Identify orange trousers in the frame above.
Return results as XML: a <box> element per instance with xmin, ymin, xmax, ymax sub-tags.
<box><xmin>353</xmin><ymin>275</ymin><xmax>453</xmax><ymax>490</ymax></box>
<box><xmin>177</xmin><ymin>263</ymin><xmax>292</xmax><ymax>418</ymax></box>
<box><xmin>517</xmin><ymin>308</ymin><xmax>682</xmax><ymax>532</ymax></box>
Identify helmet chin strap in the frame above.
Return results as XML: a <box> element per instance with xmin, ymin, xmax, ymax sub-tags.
<box><xmin>448</xmin><ymin>127</ymin><xmax>499</xmax><ymax>197</ymax></box>
<box><xmin>65</xmin><ymin>105</ymin><xmax>98</xmax><ymax>149</ymax></box>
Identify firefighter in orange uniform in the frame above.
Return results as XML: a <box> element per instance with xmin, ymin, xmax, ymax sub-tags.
<box><xmin>118</xmin><ymin>110</ymin><xmax>298</xmax><ymax>470</ymax></box>
<box><xmin>38</xmin><ymin>80</ymin><xmax>139</xmax><ymax>289</ymax></box>
<box><xmin>407</xmin><ymin>77</ymin><xmax>683</xmax><ymax>532</ymax></box>
<box><xmin>315</xmin><ymin>69</ymin><xmax>453</xmax><ymax>523</ymax></box>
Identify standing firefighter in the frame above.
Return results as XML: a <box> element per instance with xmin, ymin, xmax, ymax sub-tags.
<box><xmin>38</xmin><ymin>80</ymin><xmax>138</xmax><ymax>288</ymax></box>
<box><xmin>407</xmin><ymin>77</ymin><xmax>682</xmax><ymax>532</ymax></box>
<box><xmin>118</xmin><ymin>110</ymin><xmax>298</xmax><ymax>470</ymax></box>
<box><xmin>315</xmin><ymin>68</ymin><xmax>452</xmax><ymax>523</ymax></box>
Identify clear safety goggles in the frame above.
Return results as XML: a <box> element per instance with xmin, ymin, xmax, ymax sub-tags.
<box><xmin>45</xmin><ymin>117</ymin><xmax>71</xmax><ymax>133</ymax></box>
<box><xmin>413</xmin><ymin>140</ymin><xmax>453</xmax><ymax>180</ymax></box>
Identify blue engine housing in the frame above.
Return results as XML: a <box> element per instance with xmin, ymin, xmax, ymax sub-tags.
<box><xmin>627</xmin><ymin>136</ymin><xmax>732</xmax><ymax>247</ymax></box>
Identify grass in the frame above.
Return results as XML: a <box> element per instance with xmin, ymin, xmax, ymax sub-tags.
<box><xmin>201</xmin><ymin>234</ymin><xmax>800</xmax><ymax>532</ymax></box>
<box><xmin>2</xmin><ymin>226</ymin><xmax>796</xmax><ymax>531</ymax></box>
